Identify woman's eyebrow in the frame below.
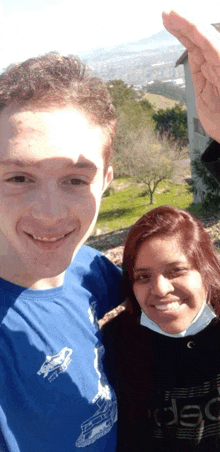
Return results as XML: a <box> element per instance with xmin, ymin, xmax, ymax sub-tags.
<box><xmin>134</xmin><ymin>261</ymin><xmax>186</xmax><ymax>272</ymax></box>
<box><xmin>133</xmin><ymin>267</ymin><xmax>151</xmax><ymax>274</ymax></box>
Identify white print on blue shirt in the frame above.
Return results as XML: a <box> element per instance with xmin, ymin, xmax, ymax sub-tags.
<box><xmin>36</xmin><ymin>300</ymin><xmax>117</xmax><ymax>448</ymax></box>
<box><xmin>75</xmin><ymin>302</ymin><xmax>117</xmax><ymax>448</ymax></box>
<box><xmin>37</xmin><ymin>346</ymin><xmax>73</xmax><ymax>383</ymax></box>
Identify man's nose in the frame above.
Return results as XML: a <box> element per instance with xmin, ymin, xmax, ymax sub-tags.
<box><xmin>30</xmin><ymin>183</ymin><xmax>68</xmax><ymax>222</ymax></box>
<box><xmin>150</xmin><ymin>274</ymin><xmax>174</xmax><ymax>297</ymax></box>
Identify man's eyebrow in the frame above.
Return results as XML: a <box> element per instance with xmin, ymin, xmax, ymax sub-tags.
<box><xmin>0</xmin><ymin>159</ymin><xmax>98</xmax><ymax>170</ymax></box>
<box><xmin>0</xmin><ymin>159</ymin><xmax>39</xmax><ymax>167</ymax></box>
<box><xmin>65</xmin><ymin>161</ymin><xmax>98</xmax><ymax>170</ymax></box>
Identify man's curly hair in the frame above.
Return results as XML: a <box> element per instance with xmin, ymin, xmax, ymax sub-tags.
<box><xmin>0</xmin><ymin>52</ymin><xmax>117</xmax><ymax>170</ymax></box>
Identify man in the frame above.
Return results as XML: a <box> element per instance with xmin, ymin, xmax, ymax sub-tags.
<box><xmin>162</xmin><ymin>10</ymin><xmax>220</xmax><ymax>183</ymax></box>
<box><xmin>0</xmin><ymin>53</ymin><xmax>122</xmax><ymax>451</ymax></box>
<box><xmin>0</xmin><ymin>13</ymin><xmax>220</xmax><ymax>452</ymax></box>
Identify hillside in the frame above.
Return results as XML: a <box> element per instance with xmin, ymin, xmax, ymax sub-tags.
<box><xmin>140</xmin><ymin>93</ymin><xmax>186</xmax><ymax>111</ymax></box>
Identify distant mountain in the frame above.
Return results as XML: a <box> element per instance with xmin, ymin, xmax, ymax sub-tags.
<box><xmin>76</xmin><ymin>27</ymin><xmax>185</xmax><ymax>88</ymax></box>
<box><xmin>78</xmin><ymin>28</ymin><xmax>183</xmax><ymax>60</ymax></box>
<box><xmin>132</xmin><ymin>28</ymin><xmax>179</xmax><ymax>46</ymax></box>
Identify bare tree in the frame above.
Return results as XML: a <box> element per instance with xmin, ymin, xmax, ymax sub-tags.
<box><xmin>118</xmin><ymin>129</ymin><xmax>186</xmax><ymax>204</ymax></box>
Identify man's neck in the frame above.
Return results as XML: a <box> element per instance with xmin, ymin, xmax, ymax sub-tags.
<box><xmin>0</xmin><ymin>241</ymin><xmax>66</xmax><ymax>289</ymax></box>
<box><xmin>26</xmin><ymin>273</ymin><xmax>65</xmax><ymax>290</ymax></box>
<box><xmin>0</xmin><ymin>262</ymin><xmax>65</xmax><ymax>289</ymax></box>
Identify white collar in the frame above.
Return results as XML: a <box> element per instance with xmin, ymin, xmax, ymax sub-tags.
<box><xmin>140</xmin><ymin>303</ymin><xmax>216</xmax><ymax>337</ymax></box>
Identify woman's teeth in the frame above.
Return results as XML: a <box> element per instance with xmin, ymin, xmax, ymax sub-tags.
<box><xmin>154</xmin><ymin>301</ymin><xmax>182</xmax><ymax>311</ymax></box>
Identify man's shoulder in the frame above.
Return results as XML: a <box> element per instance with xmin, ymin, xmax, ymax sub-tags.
<box><xmin>72</xmin><ymin>244</ymin><xmax>121</xmax><ymax>275</ymax></box>
<box><xmin>75</xmin><ymin>244</ymin><xmax>103</xmax><ymax>260</ymax></box>
<box><xmin>68</xmin><ymin>244</ymin><xmax>122</xmax><ymax>293</ymax></box>
<box><xmin>69</xmin><ymin>245</ymin><xmax>123</xmax><ymax>315</ymax></box>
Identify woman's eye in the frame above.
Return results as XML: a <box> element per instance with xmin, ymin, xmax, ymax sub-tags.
<box><xmin>134</xmin><ymin>274</ymin><xmax>150</xmax><ymax>282</ymax></box>
<box><xmin>168</xmin><ymin>268</ymin><xmax>186</xmax><ymax>277</ymax></box>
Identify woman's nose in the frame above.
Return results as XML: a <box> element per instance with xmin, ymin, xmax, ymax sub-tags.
<box><xmin>150</xmin><ymin>274</ymin><xmax>174</xmax><ymax>296</ymax></box>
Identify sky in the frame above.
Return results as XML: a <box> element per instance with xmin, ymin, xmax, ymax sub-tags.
<box><xmin>0</xmin><ymin>0</ymin><xmax>220</xmax><ymax>71</ymax></box>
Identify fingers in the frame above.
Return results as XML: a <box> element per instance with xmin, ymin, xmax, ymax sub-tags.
<box><xmin>198</xmin><ymin>80</ymin><xmax>220</xmax><ymax>113</ymax></box>
<box><xmin>187</xmin><ymin>54</ymin><xmax>205</xmax><ymax>98</ymax></box>
<box><xmin>162</xmin><ymin>10</ymin><xmax>220</xmax><ymax>59</ymax></box>
<box><xmin>162</xmin><ymin>11</ymin><xmax>200</xmax><ymax>51</ymax></box>
<box><xmin>201</xmin><ymin>62</ymin><xmax>220</xmax><ymax>88</ymax></box>
<box><xmin>196</xmin><ymin>82</ymin><xmax>220</xmax><ymax>140</ymax></box>
<box><xmin>187</xmin><ymin>53</ymin><xmax>220</xmax><ymax>101</ymax></box>
<box><xmin>162</xmin><ymin>10</ymin><xmax>195</xmax><ymax>37</ymax></box>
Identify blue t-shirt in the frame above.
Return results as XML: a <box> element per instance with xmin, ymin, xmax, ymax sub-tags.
<box><xmin>0</xmin><ymin>245</ymin><xmax>122</xmax><ymax>452</ymax></box>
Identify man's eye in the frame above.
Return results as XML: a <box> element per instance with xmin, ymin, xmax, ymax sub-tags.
<box><xmin>64</xmin><ymin>178</ymin><xmax>88</xmax><ymax>186</ymax></box>
<box><xmin>5</xmin><ymin>176</ymin><xmax>33</xmax><ymax>184</ymax></box>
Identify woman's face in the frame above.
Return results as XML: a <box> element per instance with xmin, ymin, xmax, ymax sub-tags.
<box><xmin>133</xmin><ymin>235</ymin><xmax>207</xmax><ymax>334</ymax></box>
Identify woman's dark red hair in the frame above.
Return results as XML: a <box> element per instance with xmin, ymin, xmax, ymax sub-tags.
<box><xmin>122</xmin><ymin>205</ymin><xmax>220</xmax><ymax>320</ymax></box>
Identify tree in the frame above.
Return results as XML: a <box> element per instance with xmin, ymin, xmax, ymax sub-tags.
<box><xmin>153</xmin><ymin>105</ymin><xmax>188</xmax><ymax>148</ymax></box>
<box><xmin>107</xmin><ymin>81</ymin><xmax>156</xmax><ymax>177</ymax></box>
<box><xmin>115</xmin><ymin>130</ymin><xmax>185</xmax><ymax>204</ymax></box>
<box><xmin>191</xmin><ymin>147</ymin><xmax>220</xmax><ymax>208</ymax></box>
<box><xmin>107</xmin><ymin>80</ymin><xmax>134</xmax><ymax>108</ymax></box>
<box><xmin>112</xmin><ymin>113</ymin><xmax>134</xmax><ymax>178</ymax></box>
<box><xmin>107</xmin><ymin>79</ymin><xmax>156</xmax><ymax>131</ymax></box>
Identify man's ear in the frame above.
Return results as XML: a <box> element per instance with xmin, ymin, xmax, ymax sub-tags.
<box><xmin>102</xmin><ymin>166</ymin><xmax>113</xmax><ymax>193</ymax></box>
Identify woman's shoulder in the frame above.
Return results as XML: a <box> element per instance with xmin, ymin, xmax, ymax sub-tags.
<box><xmin>102</xmin><ymin>310</ymin><xmax>132</xmax><ymax>334</ymax></box>
<box><xmin>102</xmin><ymin>310</ymin><xmax>143</xmax><ymax>343</ymax></box>
<box><xmin>101</xmin><ymin>310</ymin><xmax>153</xmax><ymax>347</ymax></box>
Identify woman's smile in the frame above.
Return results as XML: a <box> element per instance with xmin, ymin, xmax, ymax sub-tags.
<box><xmin>133</xmin><ymin>235</ymin><xmax>207</xmax><ymax>334</ymax></box>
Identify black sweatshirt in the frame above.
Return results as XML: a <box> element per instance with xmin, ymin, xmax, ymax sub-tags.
<box><xmin>102</xmin><ymin>311</ymin><xmax>220</xmax><ymax>451</ymax></box>
<box><xmin>201</xmin><ymin>140</ymin><xmax>220</xmax><ymax>185</ymax></box>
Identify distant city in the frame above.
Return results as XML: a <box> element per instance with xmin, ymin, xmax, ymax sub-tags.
<box><xmin>78</xmin><ymin>28</ymin><xmax>186</xmax><ymax>103</ymax></box>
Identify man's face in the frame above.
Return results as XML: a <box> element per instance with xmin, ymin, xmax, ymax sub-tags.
<box><xmin>0</xmin><ymin>106</ymin><xmax>112</xmax><ymax>288</ymax></box>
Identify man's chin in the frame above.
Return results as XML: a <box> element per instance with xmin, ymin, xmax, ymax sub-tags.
<box><xmin>18</xmin><ymin>256</ymin><xmax>74</xmax><ymax>289</ymax></box>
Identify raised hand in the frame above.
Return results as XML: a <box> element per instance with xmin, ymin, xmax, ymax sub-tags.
<box><xmin>162</xmin><ymin>10</ymin><xmax>220</xmax><ymax>143</ymax></box>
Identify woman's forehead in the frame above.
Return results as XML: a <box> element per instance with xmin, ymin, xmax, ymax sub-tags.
<box><xmin>134</xmin><ymin>234</ymin><xmax>188</xmax><ymax>269</ymax></box>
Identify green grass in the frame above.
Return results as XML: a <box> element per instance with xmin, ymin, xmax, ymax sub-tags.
<box><xmin>94</xmin><ymin>177</ymin><xmax>193</xmax><ymax>234</ymax></box>
<box><xmin>140</xmin><ymin>93</ymin><xmax>186</xmax><ymax>112</ymax></box>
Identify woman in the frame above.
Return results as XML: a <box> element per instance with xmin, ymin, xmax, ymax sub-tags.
<box><xmin>102</xmin><ymin>205</ymin><xmax>220</xmax><ymax>451</ymax></box>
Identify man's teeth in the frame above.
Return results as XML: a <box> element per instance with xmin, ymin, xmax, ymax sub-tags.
<box><xmin>32</xmin><ymin>234</ymin><xmax>66</xmax><ymax>242</ymax></box>
<box><xmin>155</xmin><ymin>301</ymin><xmax>182</xmax><ymax>311</ymax></box>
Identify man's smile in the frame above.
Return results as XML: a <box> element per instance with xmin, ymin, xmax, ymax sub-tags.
<box><xmin>24</xmin><ymin>230</ymin><xmax>75</xmax><ymax>250</ymax></box>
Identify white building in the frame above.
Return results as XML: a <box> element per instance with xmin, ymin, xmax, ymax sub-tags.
<box><xmin>175</xmin><ymin>23</ymin><xmax>220</xmax><ymax>202</ymax></box>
